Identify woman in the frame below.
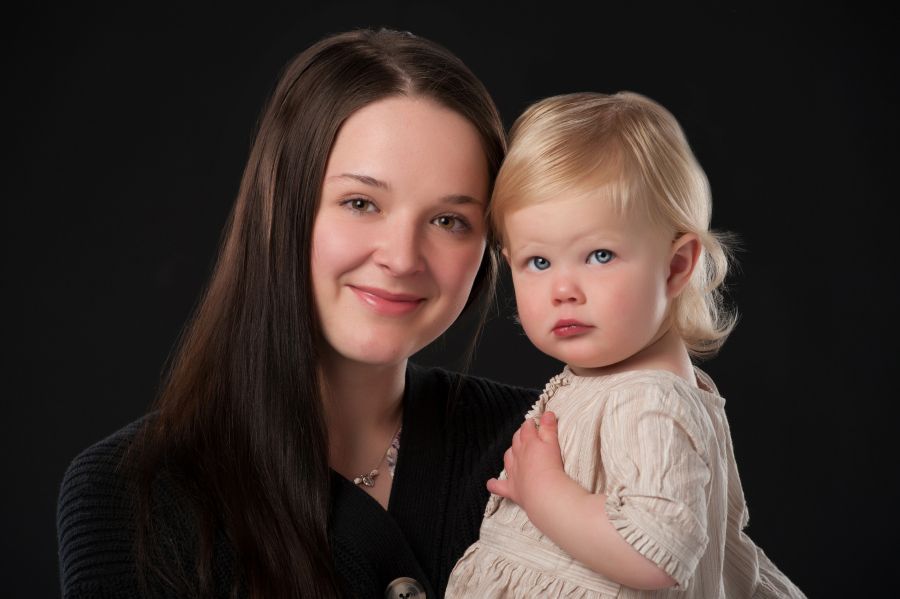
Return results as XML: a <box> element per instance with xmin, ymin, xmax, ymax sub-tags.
<box><xmin>57</xmin><ymin>29</ymin><xmax>535</xmax><ymax>598</ymax></box>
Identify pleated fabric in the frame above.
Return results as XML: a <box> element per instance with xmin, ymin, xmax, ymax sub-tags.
<box><xmin>446</xmin><ymin>368</ymin><xmax>805</xmax><ymax>598</ymax></box>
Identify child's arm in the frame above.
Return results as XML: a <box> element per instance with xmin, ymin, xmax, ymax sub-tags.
<box><xmin>487</xmin><ymin>411</ymin><xmax>677</xmax><ymax>590</ymax></box>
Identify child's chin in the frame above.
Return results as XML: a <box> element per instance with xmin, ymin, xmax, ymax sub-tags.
<box><xmin>560</xmin><ymin>349</ymin><xmax>613</xmax><ymax>369</ymax></box>
<box><xmin>565</xmin><ymin>359</ymin><xmax>614</xmax><ymax>376</ymax></box>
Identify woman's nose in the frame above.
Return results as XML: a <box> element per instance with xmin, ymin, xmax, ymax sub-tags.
<box><xmin>373</xmin><ymin>218</ymin><xmax>425</xmax><ymax>276</ymax></box>
<box><xmin>551</xmin><ymin>273</ymin><xmax>585</xmax><ymax>305</ymax></box>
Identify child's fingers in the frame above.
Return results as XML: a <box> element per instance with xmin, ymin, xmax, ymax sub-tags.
<box><xmin>487</xmin><ymin>477</ymin><xmax>511</xmax><ymax>498</ymax></box>
<box><xmin>503</xmin><ymin>447</ymin><xmax>516</xmax><ymax>471</ymax></box>
<box><xmin>520</xmin><ymin>418</ymin><xmax>538</xmax><ymax>442</ymax></box>
<box><xmin>538</xmin><ymin>411</ymin><xmax>559</xmax><ymax>442</ymax></box>
<box><xmin>511</xmin><ymin>429</ymin><xmax>522</xmax><ymax>451</ymax></box>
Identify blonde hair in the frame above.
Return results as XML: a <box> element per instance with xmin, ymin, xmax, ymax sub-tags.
<box><xmin>492</xmin><ymin>92</ymin><xmax>736</xmax><ymax>358</ymax></box>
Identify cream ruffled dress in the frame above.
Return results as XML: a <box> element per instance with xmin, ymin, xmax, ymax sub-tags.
<box><xmin>445</xmin><ymin>368</ymin><xmax>805</xmax><ymax>598</ymax></box>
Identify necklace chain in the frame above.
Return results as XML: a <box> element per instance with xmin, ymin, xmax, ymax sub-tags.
<box><xmin>352</xmin><ymin>425</ymin><xmax>402</xmax><ymax>487</ymax></box>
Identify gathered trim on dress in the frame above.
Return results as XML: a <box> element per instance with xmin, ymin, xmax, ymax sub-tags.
<box><xmin>484</xmin><ymin>372</ymin><xmax>571</xmax><ymax>519</ymax></box>
<box><xmin>447</xmin><ymin>543</ymin><xmax>619</xmax><ymax>599</ymax></box>
<box><xmin>605</xmin><ymin>492</ymin><xmax>698</xmax><ymax>590</ymax></box>
<box><xmin>528</xmin><ymin>371</ymin><xmax>571</xmax><ymax>420</ymax></box>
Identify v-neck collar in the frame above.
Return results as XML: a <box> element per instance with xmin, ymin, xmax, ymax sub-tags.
<box><xmin>328</xmin><ymin>362</ymin><xmax>441</xmax><ymax>598</ymax></box>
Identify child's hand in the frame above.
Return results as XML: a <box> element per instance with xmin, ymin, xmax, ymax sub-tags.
<box><xmin>487</xmin><ymin>411</ymin><xmax>566</xmax><ymax>514</ymax></box>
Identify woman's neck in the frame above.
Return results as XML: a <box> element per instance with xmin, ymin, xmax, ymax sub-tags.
<box><xmin>319</xmin><ymin>353</ymin><xmax>406</xmax><ymax>486</ymax></box>
<box><xmin>320</xmin><ymin>357</ymin><xmax>405</xmax><ymax>425</ymax></box>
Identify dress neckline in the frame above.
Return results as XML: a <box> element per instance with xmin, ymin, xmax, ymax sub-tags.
<box><xmin>559</xmin><ymin>365</ymin><xmax>725</xmax><ymax>405</ymax></box>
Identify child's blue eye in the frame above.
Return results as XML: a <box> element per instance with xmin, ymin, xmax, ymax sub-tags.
<box><xmin>587</xmin><ymin>249</ymin><xmax>615</xmax><ymax>264</ymax></box>
<box><xmin>528</xmin><ymin>257</ymin><xmax>551</xmax><ymax>271</ymax></box>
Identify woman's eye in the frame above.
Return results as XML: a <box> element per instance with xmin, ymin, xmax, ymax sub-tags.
<box><xmin>527</xmin><ymin>256</ymin><xmax>551</xmax><ymax>271</ymax></box>
<box><xmin>432</xmin><ymin>214</ymin><xmax>471</xmax><ymax>233</ymax></box>
<box><xmin>587</xmin><ymin>249</ymin><xmax>615</xmax><ymax>264</ymax></box>
<box><xmin>342</xmin><ymin>198</ymin><xmax>378</xmax><ymax>213</ymax></box>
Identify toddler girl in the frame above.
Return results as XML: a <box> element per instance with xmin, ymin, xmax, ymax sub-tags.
<box><xmin>446</xmin><ymin>92</ymin><xmax>804</xmax><ymax>598</ymax></box>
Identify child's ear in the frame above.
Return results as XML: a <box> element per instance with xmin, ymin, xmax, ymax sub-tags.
<box><xmin>667</xmin><ymin>233</ymin><xmax>701</xmax><ymax>299</ymax></box>
<box><xmin>501</xmin><ymin>247</ymin><xmax>511</xmax><ymax>265</ymax></box>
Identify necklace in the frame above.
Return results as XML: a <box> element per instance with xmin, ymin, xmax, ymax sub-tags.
<box><xmin>353</xmin><ymin>425</ymin><xmax>402</xmax><ymax>487</ymax></box>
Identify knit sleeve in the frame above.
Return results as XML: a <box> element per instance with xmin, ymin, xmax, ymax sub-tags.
<box><xmin>57</xmin><ymin>423</ymin><xmax>145</xmax><ymax>599</ymax></box>
<box><xmin>599</xmin><ymin>381</ymin><xmax>712</xmax><ymax>589</ymax></box>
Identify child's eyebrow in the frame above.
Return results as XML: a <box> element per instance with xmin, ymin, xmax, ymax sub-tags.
<box><xmin>509</xmin><ymin>231</ymin><xmax>625</xmax><ymax>253</ymax></box>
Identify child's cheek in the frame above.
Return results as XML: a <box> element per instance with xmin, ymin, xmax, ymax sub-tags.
<box><xmin>513</xmin><ymin>279</ymin><xmax>544</xmax><ymax>342</ymax></box>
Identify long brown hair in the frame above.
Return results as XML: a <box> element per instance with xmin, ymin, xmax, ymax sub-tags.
<box><xmin>130</xmin><ymin>29</ymin><xmax>505</xmax><ymax>598</ymax></box>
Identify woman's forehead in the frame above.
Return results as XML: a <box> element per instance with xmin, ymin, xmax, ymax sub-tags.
<box><xmin>324</xmin><ymin>96</ymin><xmax>489</xmax><ymax>196</ymax></box>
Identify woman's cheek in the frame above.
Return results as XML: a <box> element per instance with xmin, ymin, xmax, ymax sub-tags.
<box><xmin>312</xmin><ymin>214</ymin><xmax>372</xmax><ymax>278</ymax></box>
<box><xmin>437</xmin><ymin>237</ymin><xmax>486</xmax><ymax>299</ymax></box>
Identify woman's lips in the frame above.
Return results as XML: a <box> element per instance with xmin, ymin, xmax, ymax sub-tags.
<box><xmin>349</xmin><ymin>285</ymin><xmax>425</xmax><ymax>316</ymax></box>
<box><xmin>552</xmin><ymin>319</ymin><xmax>593</xmax><ymax>337</ymax></box>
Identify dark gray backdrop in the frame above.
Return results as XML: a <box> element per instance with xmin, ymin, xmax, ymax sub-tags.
<box><xmin>5</xmin><ymin>2</ymin><xmax>897</xmax><ymax>597</ymax></box>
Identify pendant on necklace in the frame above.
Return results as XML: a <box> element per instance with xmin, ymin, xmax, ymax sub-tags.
<box><xmin>354</xmin><ymin>469</ymin><xmax>379</xmax><ymax>487</ymax></box>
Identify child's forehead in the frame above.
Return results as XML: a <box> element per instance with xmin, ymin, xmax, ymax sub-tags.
<box><xmin>500</xmin><ymin>174</ymin><xmax>675</xmax><ymax>246</ymax></box>
<box><xmin>503</xmin><ymin>180</ymin><xmax>629</xmax><ymax>224</ymax></box>
<box><xmin>504</xmin><ymin>192</ymin><xmax>635</xmax><ymax>243</ymax></box>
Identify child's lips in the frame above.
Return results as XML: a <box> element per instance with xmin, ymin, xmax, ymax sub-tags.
<box><xmin>552</xmin><ymin>319</ymin><xmax>593</xmax><ymax>337</ymax></box>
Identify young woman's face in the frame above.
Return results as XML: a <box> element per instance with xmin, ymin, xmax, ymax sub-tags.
<box><xmin>503</xmin><ymin>192</ymin><xmax>675</xmax><ymax>374</ymax></box>
<box><xmin>312</xmin><ymin>96</ymin><xmax>490</xmax><ymax>368</ymax></box>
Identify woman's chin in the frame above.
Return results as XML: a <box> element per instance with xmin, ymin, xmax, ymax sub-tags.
<box><xmin>319</xmin><ymin>315</ymin><xmax>455</xmax><ymax>370</ymax></box>
<box><xmin>321</xmin><ymin>337</ymin><xmax>417</xmax><ymax>370</ymax></box>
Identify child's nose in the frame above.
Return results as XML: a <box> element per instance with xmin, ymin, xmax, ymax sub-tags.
<box><xmin>551</xmin><ymin>275</ymin><xmax>585</xmax><ymax>305</ymax></box>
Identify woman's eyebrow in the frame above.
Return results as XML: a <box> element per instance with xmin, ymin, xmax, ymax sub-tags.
<box><xmin>328</xmin><ymin>173</ymin><xmax>481</xmax><ymax>205</ymax></box>
<box><xmin>440</xmin><ymin>194</ymin><xmax>482</xmax><ymax>206</ymax></box>
<box><xmin>328</xmin><ymin>172</ymin><xmax>390</xmax><ymax>189</ymax></box>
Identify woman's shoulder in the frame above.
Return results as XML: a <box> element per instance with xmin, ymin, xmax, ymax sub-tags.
<box><xmin>58</xmin><ymin>414</ymin><xmax>152</xmax><ymax>501</ymax></box>
<box><xmin>57</xmin><ymin>416</ymin><xmax>147</xmax><ymax>596</ymax></box>
<box><xmin>406</xmin><ymin>361</ymin><xmax>537</xmax><ymax>416</ymax></box>
<box><xmin>57</xmin><ymin>414</ymin><xmax>177</xmax><ymax>597</ymax></box>
<box><xmin>58</xmin><ymin>415</ymin><xmax>149</xmax><ymax>509</ymax></box>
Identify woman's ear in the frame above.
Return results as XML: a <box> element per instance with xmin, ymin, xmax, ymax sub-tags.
<box><xmin>501</xmin><ymin>247</ymin><xmax>511</xmax><ymax>265</ymax></box>
<box><xmin>667</xmin><ymin>233</ymin><xmax>701</xmax><ymax>299</ymax></box>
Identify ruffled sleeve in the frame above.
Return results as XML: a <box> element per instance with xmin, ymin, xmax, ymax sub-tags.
<box><xmin>599</xmin><ymin>380</ymin><xmax>712</xmax><ymax>589</ymax></box>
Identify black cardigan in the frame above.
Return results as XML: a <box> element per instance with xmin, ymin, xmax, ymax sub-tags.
<box><xmin>57</xmin><ymin>363</ymin><xmax>536</xmax><ymax>598</ymax></box>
